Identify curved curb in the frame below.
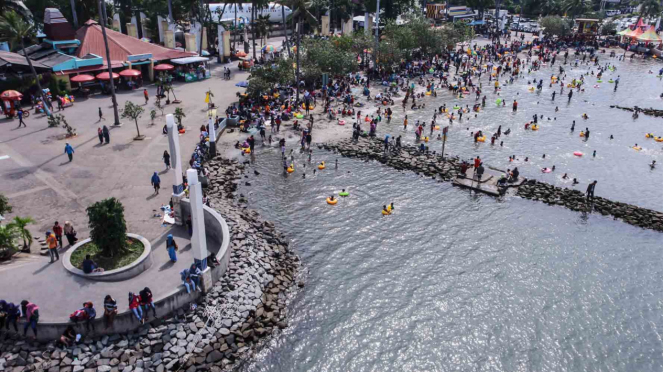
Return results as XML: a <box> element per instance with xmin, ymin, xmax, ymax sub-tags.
<box><xmin>62</xmin><ymin>233</ymin><xmax>152</xmax><ymax>282</ymax></box>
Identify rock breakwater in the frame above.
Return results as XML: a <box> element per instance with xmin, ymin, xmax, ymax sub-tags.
<box><xmin>324</xmin><ymin>137</ymin><xmax>663</xmax><ymax>233</ymax></box>
<box><xmin>0</xmin><ymin>157</ymin><xmax>301</xmax><ymax>372</ymax></box>
<box><xmin>610</xmin><ymin>105</ymin><xmax>663</xmax><ymax>118</ymax></box>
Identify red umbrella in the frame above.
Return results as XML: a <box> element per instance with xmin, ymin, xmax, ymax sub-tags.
<box><xmin>70</xmin><ymin>74</ymin><xmax>95</xmax><ymax>83</ymax></box>
<box><xmin>154</xmin><ymin>64</ymin><xmax>174</xmax><ymax>71</ymax></box>
<box><xmin>119</xmin><ymin>69</ymin><xmax>141</xmax><ymax>77</ymax></box>
<box><xmin>96</xmin><ymin>72</ymin><xmax>120</xmax><ymax>80</ymax></box>
<box><xmin>0</xmin><ymin>90</ymin><xmax>23</xmax><ymax>100</ymax></box>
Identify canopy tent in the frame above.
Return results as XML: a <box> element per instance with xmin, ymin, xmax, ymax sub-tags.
<box><xmin>96</xmin><ymin>72</ymin><xmax>120</xmax><ymax>80</ymax></box>
<box><xmin>624</xmin><ymin>26</ymin><xmax>644</xmax><ymax>39</ymax></box>
<box><xmin>637</xmin><ymin>27</ymin><xmax>661</xmax><ymax>43</ymax></box>
<box><xmin>153</xmin><ymin>63</ymin><xmax>174</xmax><ymax>71</ymax></box>
<box><xmin>1</xmin><ymin>90</ymin><xmax>23</xmax><ymax>100</ymax></box>
<box><xmin>119</xmin><ymin>69</ymin><xmax>141</xmax><ymax>77</ymax></box>
<box><xmin>617</xmin><ymin>28</ymin><xmax>630</xmax><ymax>36</ymax></box>
<box><xmin>170</xmin><ymin>56</ymin><xmax>209</xmax><ymax>65</ymax></box>
<box><xmin>70</xmin><ymin>74</ymin><xmax>95</xmax><ymax>83</ymax></box>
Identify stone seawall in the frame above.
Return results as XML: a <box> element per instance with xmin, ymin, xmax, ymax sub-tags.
<box><xmin>323</xmin><ymin>137</ymin><xmax>663</xmax><ymax>233</ymax></box>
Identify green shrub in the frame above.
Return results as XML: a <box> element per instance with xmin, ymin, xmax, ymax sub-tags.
<box><xmin>86</xmin><ymin>197</ymin><xmax>128</xmax><ymax>257</ymax></box>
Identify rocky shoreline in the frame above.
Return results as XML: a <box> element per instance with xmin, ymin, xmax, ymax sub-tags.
<box><xmin>323</xmin><ymin>137</ymin><xmax>663</xmax><ymax>233</ymax></box>
<box><xmin>610</xmin><ymin>105</ymin><xmax>663</xmax><ymax>118</ymax></box>
<box><xmin>0</xmin><ymin>157</ymin><xmax>301</xmax><ymax>372</ymax></box>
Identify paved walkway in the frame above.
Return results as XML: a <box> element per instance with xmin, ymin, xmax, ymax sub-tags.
<box><xmin>0</xmin><ymin>225</ymin><xmax>222</xmax><ymax>321</ymax></box>
<box><xmin>0</xmin><ymin>40</ymin><xmax>280</xmax><ymax>321</ymax></box>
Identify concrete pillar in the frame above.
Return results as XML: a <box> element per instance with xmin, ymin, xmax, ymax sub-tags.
<box><xmin>148</xmin><ymin>60</ymin><xmax>154</xmax><ymax>82</ymax></box>
<box><xmin>321</xmin><ymin>15</ymin><xmax>330</xmax><ymax>36</ymax></box>
<box><xmin>127</xmin><ymin>23</ymin><xmax>137</xmax><ymax>38</ymax></box>
<box><xmin>186</xmin><ymin>168</ymin><xmax>208</xmax><ymax>271</ymax></box>
<box><xmin>164</xmin><ymin>30</ymin><xmax>175</xmax><ymax>49</ymax></box>
<box><xmin>113</xmin><ymin>14</ymin><xmax>121</xmax><ymax>32</ymax></box>
<box><xmin>185</xmin><ymin>33</ymin><xmax>197</xmax><ymax>52</ymax></box>
<box><xmin>222</xmin><ymin>31</ymin><xmax>231</xmax><ymax>58</ymax></box>
<box><xmin>158</xmin><ymin>17</ymin><xmax>167</xmax><ymax>43</ymax></box>
<box><xmin>167</xmin><ymin>114</ymin><xmax>185</xmax><ymax>225</ymax></box>
<box><xmin>209</xmin><ymin>117</ymin><xmax>216</xmax><ymax>157</ymax></box>
<box><xmin>201</xmin><ymin>27</ymin><xmax>208</xmax><ymax>51</ymax></box>
<box><xmin>364</xmin><ymin>13</ymin><xmax>372</xmax><ymax>35</ymax></box>
<box><xmin>342</xmin><ymin>19</ymin><xmax>353</xmax><ymax>35</ymax></box>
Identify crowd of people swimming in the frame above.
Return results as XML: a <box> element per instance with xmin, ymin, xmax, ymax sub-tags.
<box><xmin>228</xmin><ymin>30</ymin><xmax>661</xmax><ymax>203</ymax></box>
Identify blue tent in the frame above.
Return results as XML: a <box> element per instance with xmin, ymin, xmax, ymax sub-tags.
<box><xmin>235</xmin><ymin>81</ymin><xmax>249</xmax><ymax>87</ymax></box>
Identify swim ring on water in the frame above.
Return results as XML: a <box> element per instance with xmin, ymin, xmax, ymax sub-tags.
<box><xmin>355</xmin><ymin>103</ymin><xmax>364</xmax><ymax>107</ymax></box>
<box><xmin>477</xmin><ymin>136</ymin><xmax>486</xmax><ymax>142</ymax></box>
<box><xmin>435</xmin><ymin>125</ymin><xmax>440</xmax><ymax>130</ymax></box>
<box><xmin>365</xmin><ymin>117</ymin><xmax>371</xmax><ymax>122</ymax></box>
<box><xmin>656</xmin><ymin>137</ymin><xmax>663</xmax><ymax>143</ymax></box>
<box><xmin>633</xmin><ymin>146</ymin><xmax>642</xmax><ymax>151</ymax></box>
<box><xmin>326</xmin><ymin>197</ymin><xmax>338</xmax><ymax>205</ymax></box>
<box><xmin>287</xmin><ymin>166</ymin><xmax>294</xmax><ymax>173</ymax></box>
<box><xmin>381</xmin><ymin>205</ymin><xmax>393</xmax><ymax>215</ymax></box>
<box><xmin>597</xmin><ymin>80</ymin><xmax>603</xmax><ymax>83</ymax></box>
<box><xmin>295</xmin><ymin>113</ymin><xmax>304</xmax><ymax>119</ymax></box>
<box><xmin>339</xmin><ymin>191</ymin><xmax>349</xmax><ymax>197</ymax></box>
<box><xmin>646</xmin><ymin>133</ymin><xmax>655</xmax><ymax>138</ymax></box>
<box><xmin>495</xmin><ymin>99</ymin><xmax>503</xmax><ymax>105</ymax></box>
<box><xmin>453</xmin><ymin>106</ymin><xmax>461</xmax><ymax>110</ymax></box>
<box><xmin>423</xmin><ymin>137</ymin><xmax>429</xmax><ymax>142</ymax></box>
<box><xmin>531</xmin><ymin>125</ymin><xmax>539</xmax><ymax>131</ymax></box>
<box><xmin>528</xmin><ymin>87</ymin><xmax>535</xmax><ymax>91</ymax></box>
<box><xmin>242</xmin><ymin>148</ymin><xmax>251</xmax><ymax>154</ymax></box>
<box><xmin>318</xmin><ymin>163</ymin><xmax>326</xmax><ymax>170</ymax></box>
<box><xmin>338</xmin><ymin>120</ymin><xmax>346</xmax><ymax>126</ymax></box>
<box><xmin>426</xmin><ymin>91</ymin><xmax>432</xmax><ymax>96</ymax></box>
<box><xmin>579</xmin><ymin>132</ymin><xmax>585</xmax><ymax>137</ymax></box>
<box><xmin>542</xmin><ymin>168</ymin><xmax>552</xmax><ymax>173</ymax></box>
<box><xmin>573</xmin><ymin>151</ymin><xmax>583</xmax><ymax>156</ymax></box>
<box><xmin>608</xmin><ymin>80</ymin><xmax>614</xmax><ymax>83</ymax></box>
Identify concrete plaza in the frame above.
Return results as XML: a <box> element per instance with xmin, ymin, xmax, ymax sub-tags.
<box><xmin>0</xmin><ymin>58</ymin><xmax>248</xmax><ymax>321</ymax></box>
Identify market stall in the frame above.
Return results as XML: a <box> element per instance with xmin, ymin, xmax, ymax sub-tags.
<box><xmin>96</xmin><ymin>72</ymin><xmax>121</xmax><ymax>94</ymax></box>
<box><xmin>119</xmin><ymin>69</ymin><xmax>142</xmax><ymax>89</ymax></box>
<box><xmin>170</xmin><ymin>57</ymin><xmax>210</xmax><ymax>82</ymax></box>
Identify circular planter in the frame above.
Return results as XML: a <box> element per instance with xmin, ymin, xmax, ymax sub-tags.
<box><xmin>63</xmin><ymin>233</ymin><xmax>152</xmax><ymax>282</ymax></box>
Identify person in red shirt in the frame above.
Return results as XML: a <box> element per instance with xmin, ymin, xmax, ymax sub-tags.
<box><xmin>128</xmin><ymin>292</ymin><xmax>144</xmax><ymax>323</ymax></box>
<box><xmin>143</xmin><ymin>89</ymin><xmax>149</xmax><ymax>104</ymax></box>
<box><xmin>139</xmin><ymin>287</ymin><xmax>157</xmax><ymax>319</ymax></box>
<box><xmin>474</xmin><ymin>156</ymin><xmax>481</xmax><ymax>169</ymax></box>
<box><xmin>52</xmin><ymin>221</ymin><xmax>63</xmax><ymax>248</ymax></box>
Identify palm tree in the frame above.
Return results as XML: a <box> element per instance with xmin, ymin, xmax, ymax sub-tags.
<box><xmin>563</xmin><ymin>0</ymin><xmax>591</xmax><ymax>19</ymax></box>
<box><xmin>635</xmin><ymin>0</ymin><xmax>662</xmax><ymax>26</ymax></box>
<box><xmin>8</xmin><ymin>216</ymin><xmax>33</xmax><ymax>252</ymax></box>
<box><xmin>0</xmin><ymin>11</ymin><xmax>52</xmax><ymax>117</ymax></box>
<box><xmin>287</xmin><ymin>0</ymin><xmax>317</xmax><ymax>103</ymax></box>
<box><xmin>541</xmin><ymin>0</ymin><xmax>560</xmax><ymax>15</ymax></box>
<box><xmin>98</xmin><ymin>0</ymin><xmax>121</xmax><ymax>125</ymax></box>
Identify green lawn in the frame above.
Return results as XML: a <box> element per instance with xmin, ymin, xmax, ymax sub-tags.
<box><xmin>70</xmin><ymin>238</ymin><xmax>144</xmax><ymax>271</ymax></box>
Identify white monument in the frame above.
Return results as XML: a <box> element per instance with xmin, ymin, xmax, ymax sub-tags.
<box><xmin>167</xmin><ymin>114</ymin><xmax>185</xmax><ymax>225</ymax></box>
<box><xmin>186</xmin><ymin>168</ymin><xmax>208</xmax><ymax>271</ymax></box>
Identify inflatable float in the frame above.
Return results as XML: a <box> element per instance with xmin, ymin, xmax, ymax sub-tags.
<box><xmin>573</xmin><ymin>151</ymin><xmax>583</xmax><ymax>156</ymax></box>
<box><xmin>326</xmin><ymin>197</ymin><xmax>338</xmax><ymax>205</ymax></box>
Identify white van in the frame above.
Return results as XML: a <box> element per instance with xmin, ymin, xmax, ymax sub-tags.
<box><xmin>529</xmin><ymin>23</ymin><xmax>541</xmax><ymax>32</ymax></box>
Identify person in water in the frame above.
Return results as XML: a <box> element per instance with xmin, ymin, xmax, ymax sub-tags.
<box><xmin>651</xmin><ymin>160</ymin><xmax>656</xmax><ymax>169</ymax></box>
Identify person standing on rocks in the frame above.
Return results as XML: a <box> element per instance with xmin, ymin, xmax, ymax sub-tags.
<box><xmin>586</xmin><ymin>180</ymin><xmax>597</xmax><ymax>200</ymax></box>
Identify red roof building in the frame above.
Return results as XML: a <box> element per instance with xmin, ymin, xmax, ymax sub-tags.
<box><xmin>75</xmin><ymin>20</ymin><xmax>195</xmax><ymax>64</ymax></box>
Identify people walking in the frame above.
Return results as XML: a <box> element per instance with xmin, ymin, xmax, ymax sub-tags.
<box><xmin>151</xmin><ymin>172</ymin><xmax>161</xmax><ymax>194</ymax></box>
<box><xmin>102</xmin><ymin>125</ymin><xmax>110</xmax><ymax>144</ymax></box>
<box><xmin>17</xmin><ymin>109</ymin><xmax>26</xmax><ymax>128</ymax></box>
<box><xmin>52</xmin><ymin>221</ymin><xmax>63</xmax><ymax>248</ymax></box>
<box><xmin>98</xmin><ymin>107</ymin><xmax>104</xmax><ymax>121</ymax></box>
<box><xmin>166</xmin><ymin>234</ymin><xmax>178</xmax><ymax>262</ymax></box>
<box><xmin>97</xmin><ymin>127</ymin><xmax>104</xmax><ymax>144</ymax></box>
<box><xmin>163</xmin><ymin>150</ymin><xmax>171</xmax><ymax>170</ymax></box>
<box><xmin>64</xmin><ymin>143</ymin><xmax>74</xmax><ymax>162</ymax></box>
<box><xmin>63</xmin><ymin>221</ymin><xmax>78</xmax><ymax>246</ymax></box>
<box><xmin>46</xmin><ymin>231</ymin><xmax>59</xmax><ymax>262</ymax></box>
<box><xmin>143</xmin><ymin>89</ymin><xmax>149</xmax><ymax>105</ymax></box>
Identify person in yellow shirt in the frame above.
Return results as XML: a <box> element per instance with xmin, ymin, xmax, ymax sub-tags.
<box><xmin>46</xmin><ymin>231</ymin><xmax>59</xmax><ymax>263</ymax></box>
